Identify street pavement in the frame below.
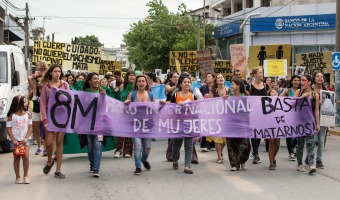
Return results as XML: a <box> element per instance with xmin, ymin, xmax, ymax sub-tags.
<box><xmin>1</xmin><ymin>135</ymin><xmax>340</xmax><ymax>200</ymax></box>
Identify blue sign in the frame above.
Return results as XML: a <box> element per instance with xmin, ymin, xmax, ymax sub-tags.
<box><xmin>215</xmin><ymin>21</ymin><xmax>240</xmax><ymax>39</ymax></box>
<box><xmin>332</xmin><ymin>52</ymin><xmax>340</xmax><ymax>71</ymax></box>
<box><xmin>250</xmin><ymin>14</ymin><xmax>335</xmax><ymax>32</ymax></box>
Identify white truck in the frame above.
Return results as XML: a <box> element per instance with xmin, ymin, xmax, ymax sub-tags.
<box><xmin>0</xmin><ymin>45</ymin><xmax>28</xmax><ymax>152</ymax></box>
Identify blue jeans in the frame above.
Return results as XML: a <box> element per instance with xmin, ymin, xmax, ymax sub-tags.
<box><xmin>172</xmin><ymin>137</ymin><xmax>193</xmax><ymax>168</ymax></box>
<box><xmin>316</xmin><ymin>126</ymin><xmax>327</xmax><ymax>162</ymax></box>
<box><xmin>133</xmin><ymin>138</ymin><xmax>151</xmax><ymax>169</ymax></box>
<box><xmin>87</xmin><ymin>135</ymin><xmax>102</xmax><ymax>171</ymax></box>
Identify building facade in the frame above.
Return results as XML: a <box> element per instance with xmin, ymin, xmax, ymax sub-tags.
<box><xmin>210</xmin><ymin>0</ymin><xmax>336</xmax><ymax>81</ymax></box>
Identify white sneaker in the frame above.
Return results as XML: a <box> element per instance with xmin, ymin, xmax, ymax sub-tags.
<box><xmin>210</xmin><ymin>148</ymin><xmax>215</xmax><ymax>151</ymax></box>
<box><xmin>297</xmin><ymin>165</ymin><xmax>306</xmax><ymax>172</ymax></box>
<box><xmin>114</xmin><ymin>151</ymin><xmax>120</xmax><ymax>158</ymax></box>
<box><xmin>33</xmin><ymin>140</ymin><xmax>37</xmax><ymax>145</ymax></box>
<box><xmin>309</xmin><ymin>165</ymin><xmax>317</xmax><ymax>174</ymax></box>
<box><xmin>202</xmin><ymin>148</ymin><xmax>209</xmax><ymax>152</ymax></box>
<box><xmin>124</xmin><ymin>154</ymin><xmax>131</xmax><ymax>158</ymax></box>
<box><xmin>230</xmin><ymin>167</ymin><xmax>237</xmax><ymax>171</ymax></box>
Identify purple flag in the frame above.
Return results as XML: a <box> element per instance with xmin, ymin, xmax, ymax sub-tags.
<box><xmin>47</xmin><ymin>88</ymin><xmax>316</xmax><ymax>138</ymax></box>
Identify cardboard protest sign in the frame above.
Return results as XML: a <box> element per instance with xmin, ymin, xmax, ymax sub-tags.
<box><xmin>99</xmin><ymin>60</ymin><xmax>122</xmax><ymax>75</ymax></box>
<box><xmin>197</xmin><ymin>49</ymin><xmax>213</xmax><ymax>78</ymax></box>
<box><xmin>248</xmin><ymin>44</ymin><xmax>292</xmax><ymax>69</ymax></box>
<box><xmin>33</xmin><ymin>40</ymin><xmax>102</xmax><ymax>73</ymax></box>
<box><xmin>169</xmin><ymin>51</ymin><xmax>198</xmax><ymax>75</ymax></box>
<box><xmin>230</xmin><ymin>44</ymin><xmax>247</xmax><ymax>77</ymax></box>
<box><xmin>295</xmin><ymin>51</ymin><xmax>333</xmax><ymax>84</ymax></box>
<box><xmin>212</xmin><ymin>60</ymin><xmax>233</xmax><ymax>82</ymax></box>
<box><xmin>48</xmin><ymin>88</ymin><xmax>316</xmax><ymax>139</ymax></box>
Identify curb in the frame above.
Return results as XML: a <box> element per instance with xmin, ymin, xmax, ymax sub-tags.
<box><xmin>329</xmin><ymin>129</ymin><xmax>340</xmax><ymax>136</ymax></box>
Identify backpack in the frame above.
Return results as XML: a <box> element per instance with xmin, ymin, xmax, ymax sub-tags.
<box><xmin>131</xmin><ymin>91</ymin><xmax>154</xmax><ymax>102</ymax></box>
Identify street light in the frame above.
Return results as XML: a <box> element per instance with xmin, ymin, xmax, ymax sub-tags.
<box><xmin>52</xmin><ymin>32</ymin><xmax>59</xmax><ymax>42</ymax></box>
<box><xmin>43</xmin><ymin>17</ymin><xmax>52</xmax><ymax>41</ymax></box>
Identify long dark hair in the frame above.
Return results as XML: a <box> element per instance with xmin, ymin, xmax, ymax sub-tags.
<box><xmin>146</xmin><ymin>72</ymin><xmax>157</xmax><ymax>83</ymax></box>
<box><xmin>82</xmin><ymin>72</ymin><xmax>99</xmax><ymax>91</ymax></box>
<box><xmin>288</xmin><ymin>75</ymin><xmax>301</xmax><ymax>89</ymax></box>
<box><xmin>232</xmin><ymin>78</ymin><xmax>245</xmax><ymax>94</ymax></box>
<box><xmin>133</xmin><ymin>75</ymin><xmax>149</xmax><ymax>91</ymax></box>
<box><xmin>43</xmin><ymin>64</ymin><xmax>64</xmax><ymax>83</ymax></box>
<box><xmin>164</xmin><ymin>71</ymin><xmax>178</xmax><ymax>85</ymax></box>
<box><xmin>123</xmin><ymin>70</ymin><xmax>135</xmax><ymax>90</ymax></box>
<box><xmin>176</xmin><ymin>72</ymin><xmax>191</xmax><ymax>91</ymax></box>
<box><xmin>7</xmin><ymin>96</ymin><xmax>27</xmax><ymax>117</ymax></box>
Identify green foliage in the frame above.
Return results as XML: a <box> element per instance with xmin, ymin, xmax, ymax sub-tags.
<box><xmin>71</xmin><ymin>35</ymin><xmax>103</xmax><ymax>47</ymax></box>
<box><xmin>123</xmin><ymin>0</ymin><xmax>216</xmax><ymax>72</ymax></box>
<box><xmin>31</xmin><ymin>27</ymin><xmax>45</xmax><ymax>41</ymax></box>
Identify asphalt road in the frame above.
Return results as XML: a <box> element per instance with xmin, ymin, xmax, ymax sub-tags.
<box><xmin>1</xmin><ymin>135</ymin><xmax>340</xmax><ymax>200</ymax></box>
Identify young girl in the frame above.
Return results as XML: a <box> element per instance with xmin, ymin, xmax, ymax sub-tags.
<box><xmin>124</xmin><ymin>75</ymin><xmax>156</xmax><ymax>175</ymax></box>
<box><xmin>171</xmin><ymin>73</ymin><xmax>197</xmax><ymax>174</ymax></box>
<box><xmin>7</xmin><ymin>96</ymin><xmax>33</xmax><ymax>184</ymax></box>
<box><xmin>267</xmin><ymin>89</ymin><xmax>280</xmax><ymax>170</ymax></box>
<box><xmin>227</xmin><ymin>78</ymin><xmax>251</xmax><ymax>171</ymax></box>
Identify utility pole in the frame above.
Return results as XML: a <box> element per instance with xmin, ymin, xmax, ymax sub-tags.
<box><xmin>335</xmin><ymin>1</ymin><xmax>340</xmax><ymax>126</ymax></box>
<box><xmin>203</xmin><ymin>0</ymin><xmax>206</xmax><ymax>50</ymax></box>
<box><xmin>197</xmin><ymin>15</ymin><xmax>201</xmax><ymax>51</ymax></box>
<box><xmin>24</xmin><ymin>3</ymin><xmax>29</xmax><ymax>72</ymax></box>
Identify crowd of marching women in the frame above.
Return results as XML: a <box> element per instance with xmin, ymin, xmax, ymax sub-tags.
<box><xmin>6</xmin><ymin>61</ymin><xmax>331</xmax><ymax>184</ymax></box>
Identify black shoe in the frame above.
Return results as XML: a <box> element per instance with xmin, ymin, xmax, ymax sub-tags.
<box><xmin>54</xmin><ymin>172</ymin><xmax>65</xmax><ymax>179</ymax></box>
<box><xmin>43</xmin><ymin>160</ymin><xmax>54</xmax><ymax>174</ymax></box>
<box><xmin>316</xmin><ymin>161</ymin><xmax>325</xmax><ymax>169</ymax></box>
<box><xmin>93</xmin><ymin>170</ymin><xmax>100</xmax><ymax>177</ymax></box>
<box><xmin>142</xmin><ymin>161</ymin><xmax>151</xmax><ymax>170</ymax></box>
<box><xmin>253</xmin><ymin>154</ymin><xmax>261</xmax><ymax>164</ymax></box>
<box><xmin>134</xmin><ymin>168</ymin><xmax>142</xmax><ymax>175</ymax></box>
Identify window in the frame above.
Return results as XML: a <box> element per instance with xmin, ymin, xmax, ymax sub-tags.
<box><xmin>0</xmin><ymin>52</ymin><xmax>7</xmax><ymax>83</ymax></box>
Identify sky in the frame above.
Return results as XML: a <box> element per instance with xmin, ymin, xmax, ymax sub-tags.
<box><xmin>6</xmin><ymin>0</ymin><xmax>204</xmax><ymax>48</ymax></box>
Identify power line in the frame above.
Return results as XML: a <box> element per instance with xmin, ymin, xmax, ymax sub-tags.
<box><xmin>2</xmin><ymin>0</ymin><xmax>25</xmax><ymax>11</ymax></box>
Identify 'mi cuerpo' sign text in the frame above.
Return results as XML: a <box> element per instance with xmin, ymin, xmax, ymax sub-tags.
<box><xmin>250</xmin><ymin>14</ymin><xmax>335</xmax><ymax>32</ymax></box>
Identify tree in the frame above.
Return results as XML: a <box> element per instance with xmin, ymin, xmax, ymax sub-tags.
<box><xmin>123</xmin><ymin>0</ymin><xmax>216</xmax><ymax>72</ymax></box>
<box><xmin>71</xmin><ymin>35</ymin><xmax>103</xmax><ymax>47</ymax></box>
<box><xmin>31</xmin><ymin>27</ymin><xmax>45</xmax><ymax>41</ymax></box>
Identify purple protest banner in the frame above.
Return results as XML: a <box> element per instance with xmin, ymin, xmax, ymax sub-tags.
<box><xmin>47</xmin><ymin>88</ymin><xmax>316</xmax><ymax>138</ymax></box>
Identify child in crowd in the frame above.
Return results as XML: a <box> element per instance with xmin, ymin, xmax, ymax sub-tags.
<box><xmin>6</xmin><ymin>96</ymin><xmax>33</xmax><ymax>184</ymax></box>
<box><xmin>267</xmin><ymin>89</ymin><xmax>280</xmax><ymax>170</ymax></box>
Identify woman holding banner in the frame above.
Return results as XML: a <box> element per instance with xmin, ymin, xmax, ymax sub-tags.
<box><xmin>165</xmin><ymin>72</ymin><xmax>179</xmax><ymax>102</ymax></box>
<box><xmin>280</xmin><ymin>75</ymin><xmax>300</xmax><ymax>161</ymax></box>
<box><xmin>82</xmin><ymin>73</ymin><xmax>106</xmax><ymax>177</ymax></box>
<box><xmin>207</xmin><ymin>74</ymin><xmax>227</xmax><ymax>164</ymax></box>
<box><xmin>114</xmin><ymin>70</ymin><xmax>135</xmax><ymax>158</ymax></box>
<box><xmin>40</xmin><ymin>64</ymin><xmax>69</xmax><ymax>179</ymax></box>
<box><xmin>171</xmin><ymin>73</ymin><xmax>197</xmax><ymax>174</ymax></box>
<box><xmin>295</xmin><ymin>75</ymin><xmax>320</xmax><ymax>174</ymax></box>
<box><xmin>124</xmin><ymin>75</ymin><xmax>156</xmax><ymax>175</ymax></box>
<box><xmin>226</xmin><ymin>78</ymin><xmax>251</xmax><ymax>171</ymax></box>
<box><xmin>248</xmin><ymin>67</ymin><xmax>267</xmax><ymax>164</ymax></box>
